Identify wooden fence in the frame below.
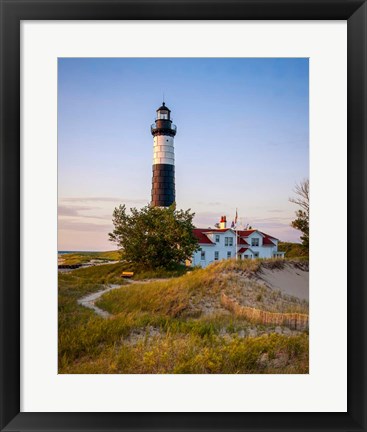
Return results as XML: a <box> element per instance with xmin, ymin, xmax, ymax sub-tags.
<box><xmin>221</xmin><ymin>292</ymin><xmax>309</xmax><ymax>331</ymax></box>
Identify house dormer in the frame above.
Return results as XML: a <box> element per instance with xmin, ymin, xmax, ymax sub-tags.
<box><xmin>246</xmin><ymin>230</ymin><xmax>264</xmax><ymax>247</ymax></box>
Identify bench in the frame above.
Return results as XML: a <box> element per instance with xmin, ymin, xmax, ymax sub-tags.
<box><xmin>121</xmin><ymin>271</ymin><xmax>134</xmax><ymax>278</ymax></box>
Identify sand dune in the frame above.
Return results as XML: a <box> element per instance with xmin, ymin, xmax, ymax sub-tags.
<box><xmin>259</xmin><ymin>263</ymin><xmax>309</xmax><ymax>301</ymax></box>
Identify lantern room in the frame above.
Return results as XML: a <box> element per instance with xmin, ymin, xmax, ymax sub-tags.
<box><xmin>156</xmin><ymin>102</ymin><xmax>171</xmax><ymax>120</ymax></box>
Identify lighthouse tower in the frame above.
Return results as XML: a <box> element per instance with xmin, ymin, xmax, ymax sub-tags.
<box><xmin>150</xmin><ymin>102</ymin><xmax>177</xmax><ymax>207</ymax></box>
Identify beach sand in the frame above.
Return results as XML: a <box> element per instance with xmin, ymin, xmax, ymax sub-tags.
<box><xmin>259</xmin><ymin>263</ymin><xmax>309</xmax><ymax>301</ymax></box>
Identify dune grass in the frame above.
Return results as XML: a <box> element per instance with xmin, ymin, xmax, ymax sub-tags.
<box><xmin>96</xmin><ymin>258</ymin><xmax>308</xmax><ymax>317</ymax></box>
<box><xmin>58</xmin><ymin>259</ymin><xmax>309</xmax><ymax>374</ymax></box>
<box><xmin>61</xmin><ymin>331</ymin><xmax>309</xmax><ymax>374</ymax></box>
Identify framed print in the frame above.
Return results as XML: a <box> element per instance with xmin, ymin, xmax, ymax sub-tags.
<box><xmin>0</xmin><ymin>0</ymin><xmax>366</xmax><ymax>431</ymax></box>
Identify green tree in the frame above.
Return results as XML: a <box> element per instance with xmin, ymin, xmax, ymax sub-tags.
<box><xmin>109</xmin><ymin>204</ymin><xmax>199</xmax><ymax>269</ymax></box>
<box><xmin>289</xmin><ymin>179</ymin><xmax>309</xmax><ymax>251</ymax></box>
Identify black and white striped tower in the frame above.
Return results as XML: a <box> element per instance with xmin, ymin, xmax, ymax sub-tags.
<box><xmin>150</xmin><ymin>102</ymin><xmax>177</xmax><ymax>207</ymax></box>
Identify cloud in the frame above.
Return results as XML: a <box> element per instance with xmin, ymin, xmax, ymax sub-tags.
<box><xmin>267</xmin><ymin>209</ymin><xmax>285</xmax><ymax>213</ymax></box>
<box><xmin>60</xmin><ymin>197</ymin><xmax>147</xmax><ymax>204</ymax></box>
<box><xmin>194</xmin><ymin>201</ymin><xmax>223</xmax><ymax>207</ymax></box>
<box><xmin>58</xmin><ymin>204</ymin><xmax>112</xmax><ymax>221</ymax></box>
<box><xmin>266</xmin><ymin>133</ymin><xmax>309</xmax><ymax>148</ymax></box>
<box><xmin>193</xmin><ymin>211</ymin><xmax>222</xmax><ymax>228</ymax></box>
<box><xmin>252</xmin><ymin>221</ymin><xmax>289</xmax><ymax>230</ymax></box>
<box><xmin>58</xmin><ymin>204</ymin><xmax>100</xmax><ymax>217</ymax></box>
<box><xmin>58</xmin><ymin>198</ymin><xmax>149</xmax><ymax>224</ymax></box>
<box><xmin>58</xmin><ymin>218</ymin><xmax>112</xmax><ymax>233</ymax></box>
<box><xmin>250</xmin><ymin>216</ymin><xmax>292</xmax><ymax>223</ymax></box>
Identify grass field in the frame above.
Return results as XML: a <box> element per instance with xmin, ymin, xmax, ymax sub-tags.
<box><xmin>58</xmin><ymin>258</ymin><xmax>309</xmax><ymax>374</ymax></box>
<box><xmin>58</xmin><ymin>250</ymin><xmax>122</xmax><ymax>266</ymax></box>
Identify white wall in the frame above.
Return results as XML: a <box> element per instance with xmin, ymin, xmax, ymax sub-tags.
<box><xmin>192</xmin><ymin>230</ymin><xmax>236</xmax><ymax>267</ymax></box>
<box><xmin>192</xmin><ymin>246</ymin><xmax>216</xmax><ymax>267</ymax></box>
<box><xmin>153</xmin><ymin>135</ymin><xmax>174</xmax><ymax>165</ymax></box>
<box><xmin>245</xmin><ymin>245</ymin><xmax>275</xmax><ymax>259</ymax></box>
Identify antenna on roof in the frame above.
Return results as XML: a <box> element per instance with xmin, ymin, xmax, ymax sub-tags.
<box><xmin>163</xmin><ymin>91</ymin><xmax>165</xmax><ymax>104</ymax></box>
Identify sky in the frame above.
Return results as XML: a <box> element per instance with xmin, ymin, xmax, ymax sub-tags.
<box><xmin>58</xmin><ymin>58</ymin><xmax>309</xmax><ymax>251</ymax></box>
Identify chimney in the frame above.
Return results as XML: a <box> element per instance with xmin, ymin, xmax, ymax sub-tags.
<box><xmin>219</xmin><ymin>215</ymin><xmax>227</xmax><ymax>229</ymax></box>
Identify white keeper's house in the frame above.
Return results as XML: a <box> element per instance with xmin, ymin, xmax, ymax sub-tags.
<box><xmin>191</xmin><ymin>216</ymin><xmax>285</xmax><ymax>268</ymax></box>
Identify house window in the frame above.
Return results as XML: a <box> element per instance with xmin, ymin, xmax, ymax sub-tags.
<box><xmin>244</xmin><ymin>255</ymin><xmax>249</xmax><ymax>259</ymax></box>
<box><xmin>251</xmin><ymin>238</ymin><xmax>259</xmax><ymax>247</ymax></box>
<box><xmin>214</xmin><ymin>251</ymin><xmax>219</xmax><ymax>260</ymax></box>
<box><xmin>254</xmin><ymin>252</ymin><xmax>259</xmax><ymax>258</ymax></box>
<box><xmin>227</xmin><ymin>251</ymin><xmax>231</xmax><ymax>259</ymax></box>
<box><xmin>225</xmin><ymin>237</ymin><xmax>233</xmax><ymax>246</ymax></box>
<box><xmin>215</xmin><ymin>234</ymin><xmax>220</xmax><ymax>243</ymax></box>
<box><xmin>200</xmin><ymin>250</ymin><xmax>205</xmax><ymax>260</ymax></box>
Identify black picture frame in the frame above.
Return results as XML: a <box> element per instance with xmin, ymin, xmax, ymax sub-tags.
<box><xmin>0</xmin><ymin>1</ymin><xmax>366</xmax><ymax>431</ymax></box>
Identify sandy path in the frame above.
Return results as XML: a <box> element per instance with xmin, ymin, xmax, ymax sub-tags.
<box><xmin>77</xmin><ymin>284</ymin><xmax>122</xmax><ymax>318</ymax></box>
<box><xmin>259</xmin><ymin>264</ymin><xmax>309</xmax><ymax>301</ymax></box>
<box><xmin>77</xmin><ymin>278</ymin><xmax>167</xmax><ymax>318</ymax></box>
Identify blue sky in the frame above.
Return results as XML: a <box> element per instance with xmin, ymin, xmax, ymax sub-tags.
<box><xmin>58</xmin><ymin>58</ymin><xmax>309</xmax><ymax>251</ymax></box>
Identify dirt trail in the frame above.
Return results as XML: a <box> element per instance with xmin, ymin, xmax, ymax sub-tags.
<box><xmin>77</xmin><ymin>278</ymin><xmax>167</xmax><ymax>318</ymax></box>
<box><xmin>77</xmin><ymin>284</ymin><xmax>121</xmax><ymax>318</ymax></box>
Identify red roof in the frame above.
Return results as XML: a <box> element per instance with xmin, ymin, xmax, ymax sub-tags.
<box><xmin>192</xmin><ymin>229</ymin><xmax>214</xmax><ymax>244</ymax></box>
<box><xmin>237</xmin><ymin>229</ymin><xmax>279</xmax><ymax>242</ymax></box>
<box><xmin>193</xmin><ymin>227</ymin><xmax>279</xmax><ymax>246</ymax></box>
<box><xmin>237</xmin><ymin>247</ymin><xmax>249</xmax><ymax>254</ymax></box>
<box><xmin>261</xmin><ymin>232</ymin><xmax>277</xmax><ymax>240</ymax></box>
<box><xmin>237</xmin><ymin>229</ymin><xmax>257</xmax><ymax>237</ymax></box>
<box><xmin>262</xmin><ymin>236</ymin><xmax>276</xmax><ymax>246</ymax></box>
<box><xmin>237</xmin><ymin>237</ymin><xmax>249</xmax><ymax>245</ymax></box>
